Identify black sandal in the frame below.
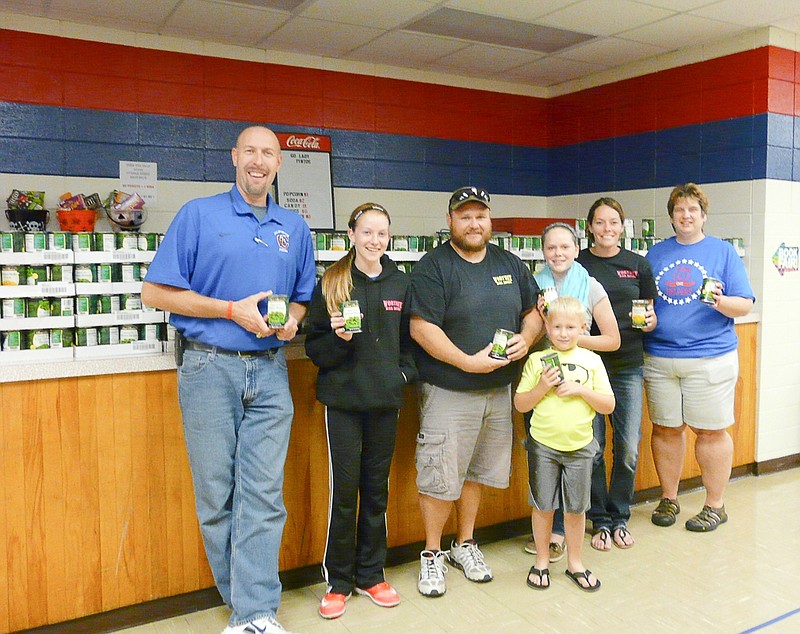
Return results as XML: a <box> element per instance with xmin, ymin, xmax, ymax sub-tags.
<box><xmin>612</xmin><ymin>525</ymin><xmax>634</xmax><ymax>549</ymax></box>
<box><xmin>526</xmin><ymin>566</ymin><xmax>550</xmax><ymax>590</ymax></box>
<box><xmin>565</xmin><ymin>569</ymin><xmax>601</xmax><ymax>592</ymax></box>
<box><xmin>591</xmin><ymin>527</ymin><xmax>611</xmax><ymax>551</ymax></box>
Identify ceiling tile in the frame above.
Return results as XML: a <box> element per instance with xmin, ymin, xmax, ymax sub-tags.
<box><xmin>300</xmin><ymin>0</ymin><xmax>439</xmax><ymax>29</ymax></box>
<box><xmin>261</xmin><ymin>16</ymin><xmax>384</xmax><ymax>57</ymax></box>
<box><xmin>634</xmin><ymin>0</ymin><xmax>719</xmax><ymax>10</ymax></box>
<box><xmin>346</xmin><ymin>31</ymin><xmax>468</xmax><ymax>67</ymax></box>
<box><xmin>621</xmin><ymin>13</ymin><xmax>745</xmax><ymax>48</ymax></box>
<box><xmin>230</xmin><ymin>0</ymin><xmax>305</xmax><ymax>9</ymax></box>
<box><xmin>163</xmin><ymin>0</ymin><xmax>288</xmax><ymax>46</ymax></box>
<box><xmin>47</xmin><ymin>0</ymin><xmax>180</xmax><ymax>24</ymax></box>
<box><xmin>427</xmin><ymin>44</ymin><xmax>546</xmax><ymax>75</ymax></box>
<box><xmin>506</xmin><ymin>57</ymin><xmax>608</xmax><ymax>86</ymax></box>
<box><xmin>406</xmin><ymin>6</ymin><xmax>595</xmax><ymax>52</ymax></box>
<box><xmin>444</xmin><ymin>0</ymin><xmax>575</xmax><ymax>22</ymax></box>
<box><xmin>690</xmin><ymin>0</ymin><xmax>800</xmax><ymax>27</ymax></box>
<box><xmin>538</xmin><ymin>0</ymin><xmax>676</xmax><ymax>36</ymax></box>
<box><xmin>557</xmin><ymin>36</ymin><xmax>667</xmax><ymax>66</ymax></box>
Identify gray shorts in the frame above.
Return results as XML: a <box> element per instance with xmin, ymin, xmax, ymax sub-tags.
<box><xmin>415</xmin><ymin>382</ymin><xmax>513</xmax><ymax>501</ymax></box>
<box><xmin>643</xmin><ymin>350</ymin><xmax>738</xmax><ymax>430</ymax></box>
<box><xmin>526</xmin><ymin>437</ymin><xmax>598</xmax><ymax>515</ymax></box>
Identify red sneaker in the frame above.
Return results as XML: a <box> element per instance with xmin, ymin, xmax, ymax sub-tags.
<box><xmin>318</xmin><ymin>592</ymin><xmax>349</xmax><ymax>619</ymax></box>
<box><xmin>355</xmin><ymin>581</ymin><xmax>401</xmax><ymax>607</ymax></box>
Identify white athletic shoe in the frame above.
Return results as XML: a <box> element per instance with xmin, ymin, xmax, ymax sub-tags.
<box><xmin>417</xmin><ymin>549</ymin><xmax>448</xmax><ymax>597</ymax></box>
<box><xmin>449</xmin><ymin>539</ymin><xmax>493</xmax><ymax>583</ymax></box>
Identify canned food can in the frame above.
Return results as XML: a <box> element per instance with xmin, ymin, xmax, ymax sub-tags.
<box><xmin>119</xmin><ymin>325</ymin><xmax>139</xmax><ymax>343</ymax></box>
<box><xmin>700</xmin><ymin>277</ymin><xmax>723</xmax><ymax>305</ymax></box>
<box><xmin>76</xmin><ymin>327</ymin><xmax>98</xmax><ymax>347</ymax></box>
<box><xmin>72</xmin><ymin>232</ymin><xmax>93</xmax><ymax>252</ymax></box>
<box><xmin>49</xmin><ymin>264</ymin><xmax>73</xmax><ymax>282</ymax></box>
<box><xmin>119</xmin><ymin>263</ymin><xmax>140</xmax><ymax>282</ymax></box>
<box><xmin>3</xmin><ymin>330</ymin><xmax>23</xmax><ymax>351</ymax></box>
<box><xmin>97</xmin><ymin>263</ymin><xmax>113</xmax><ymax>283</ymax></box>
<box><xmin>509</xmin><ymin>236</ymin><xmax>522</xmax><ymax>250</ymax></box>
<box><xmin>25</xmin><ymin>265</ymin><xmax>48</xmax><ymax>285</ymax></box>
<box><xmin>48</xmin><ymin>232</ymin><xmax>72</xmax><ymax>250</ymax></box>
<box><xmin>138</xmin><ymin>263</ymin><xmax>148</xmax><ymax>280</ymax></box>
<box><xmin>76</xmin><ymin>295</ymin><xmax>96</xmax><ymax>315</ymax></box>
<box><xmin>1</xmin><ymin>265</ymin><xmax>24</xmax><ymax>286</ymax></box>
<box><xmin>94</xmin><ymin>233</ymin><xmax>116</xmax><ymax>252</ymax></box>
<box><xmin>489</xmin><ymin>328</ymin><xmax>514</xmax><ymax>360</ymax></box>
<box><xmin>2</xmin><ymin>298</ymin><xmax>25</xmax><ymax>318</ymax></box>
<box><xmin>2</xmin><ymin>232</ymin><xmax>25</xmax><ymax>252</ymax></box>
<box><xmin>74</xmin><ymin>264</ymin><xmax>96</xmax><ymax>283</ymax></box>
<box><xmin>341</xmin><ymin>300</ymin><xmax>362</xmax><ymax>333</ymax></box>
<box><xmin>140</xmin><ymin>323</ymin><xmax>159</xmax><ymax>341</ymax></box>
<box><xmin>330</xmin><ymin>233</ymin><xmax>348</xmax><ymax>251</ymax></box>
<box><xmin>540</xmin><ymin>351</ymin><xmax>564</xmax><ymax>382</ymax></box>
<box><xmin>314</xmin><ymin>232</ymin><xmax>329</xmax><ymax>250</ymax></box>
<box><xmin>24</xmin><ymin>232</ymin><xmax>47</xmax><ymax>252</ymax></box>
<box><xmin>267</xmin><ymin>294</ymin><xmax>289</xmax><ymax>328</ymax></box>
<box><xmin>392</xmin><ymin>236</ymin><xmax>409</xmax><ymax>252</ymax></box>
<box><xmin>98</xmin><ymin>326</ymin><xmax>120</xmax><ymax>345</ymax></box>
<box><xmin>138</xmin><ymin>233</ymin><xmax>159</xmax><ymax>251</ymax></box>
<box><xmin>116</xmin><ymin>232</ymin><xmax>139</xmax><ymax>250</ymax></box>
<box><xmin>641</xmin><ymin>218</ymin><xmax>655</xmax><ymax>238</ymax></box>
<box><xmin>119</xmin><ymin>293</ymin><xmax>142</xmax><ymax>311</ymax></box>
<box><xmin>631</xmin><ymin>299</ymin><xmax>648</xmax><ymax>329</ymax></box>
<box><xmin>60</xmin><ymin>328</ymin><xmax>74</xmax><ymax>347</ymax></box>
<box><xmin>50</xmin><ymin>297</ymin><xmax>74</xmax><ymax>317</ymax></box>
<box><xmin>49</xmin><ymin>329</ymin><xmax>64</xmax><ymax>349</ymax></box>
<box><xmin>407</xmin><ymin>235</ymin><xmax>420</xmax><ymax>252</ymax></box>
<box><xmin>26</xmin><ymin>297</ymin><xmax>51</xmax><ymax>318</ymax></box>
<box><xmin>28</xmin><ymin>329</ymin><xmax>50</xmax><ymax>349</ymax></box>
<box><xmin>540</xmin><ymin>287</ymin><xmax>558</xmax><ymax>313</ymax></box>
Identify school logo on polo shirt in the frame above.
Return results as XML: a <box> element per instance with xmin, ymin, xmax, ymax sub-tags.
<box><xmin>275</xmin><ymin>230</ymin><xmax>290</xmax><ymax>252</ymax></box>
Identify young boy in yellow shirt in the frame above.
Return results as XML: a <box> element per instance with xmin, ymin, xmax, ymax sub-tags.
<box><xmin>515</xmin><ymin>296</ymin><xmax>615</xmax><ymax>592</ymax></box>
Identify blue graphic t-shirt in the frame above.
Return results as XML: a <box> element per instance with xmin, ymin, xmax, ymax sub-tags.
<box><xmin>644</xmin><ymin>236</ymin><xmax>754</xmax><ymax>358</ymax></box>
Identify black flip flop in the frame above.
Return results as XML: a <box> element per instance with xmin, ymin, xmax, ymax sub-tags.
<box><xmin>565</xmin><ymin>569</ymin><xmax>601</xmax><ymax>592</ymax></box>
<box><xmin>526</xmin><ymin>566</ymin><xmax>550</xmax><ymax>590</ymax></box>
<box><xmin>591</xmin><ymin>527</ymin><xmax>611</xmax><ymax>551</ymax></box>
<box><xmin>612</xmin><ymin>525</ymin><xmax>634</xmax><ymax>549</ymax></box>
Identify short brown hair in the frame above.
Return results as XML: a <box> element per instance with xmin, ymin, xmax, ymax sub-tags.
<box><xmin>587</xmin><ymin>197</ymin><xmax>625</xmax><ymax>224</ymax></box>
<box><xmin>667</xmin><ymin>183</ymin><xmax>708</xmax><ymax>217</ymax></box>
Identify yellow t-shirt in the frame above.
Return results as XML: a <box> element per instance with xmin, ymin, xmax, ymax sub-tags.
<box><xmin>517</xmin><ymin>346</ymin><xmax>613</xmax><ymax>452</ymax></box>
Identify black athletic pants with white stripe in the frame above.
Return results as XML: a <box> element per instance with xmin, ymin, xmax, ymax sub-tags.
<box><xmin>322</xmin><ymin>406</ymin><xmax>398</xmax><ymax>595</ymax></box>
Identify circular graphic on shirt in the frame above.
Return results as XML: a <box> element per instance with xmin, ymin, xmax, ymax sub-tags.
<box><xmin>654</xmin><ymin>258</ymin><xmax>709</xmax><ymax>306</ymax></box>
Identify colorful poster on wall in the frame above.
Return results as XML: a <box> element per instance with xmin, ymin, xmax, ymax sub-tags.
<box><xmin>772</xmin><ymin>242</ymin><xmax>799</xmax><ymax>276</ymax></box>
<box><xmin>274</xmin><ymin>133</ymin><xmax>334</xmax><ymax>230</ymax></box>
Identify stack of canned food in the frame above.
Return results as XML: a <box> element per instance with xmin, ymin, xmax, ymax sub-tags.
<box><xmin>74</xmin><ymin>323</ymin><xmax>165</xmax><ymax>347</ymax></box>
<box><xmin>71</xmin><ymin>231</ymin><xmax>161</xmax><ymax>252</ymax></box>
<box><xmin>73</xmin><ymin>262</ymin><xmax>149</xmax><ymax>283</ymax></box>
<box><xmin>1</xmin><ymin>328</ymin><xmax>74</xmax><ymax>351</ymax></box>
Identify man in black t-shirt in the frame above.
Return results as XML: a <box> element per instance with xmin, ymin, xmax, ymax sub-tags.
<box><xmin>408</xmin><ymin>186</ymin><xmax>542</xmax><ymax>597</ymax></box>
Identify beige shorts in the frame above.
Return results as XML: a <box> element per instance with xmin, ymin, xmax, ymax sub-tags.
<box><xmin>643</xmin><ymin>350</ymin><xmax>738</xmax><ymax>430</ymax></box>
<box><xmin>415</xmin><ymin>382</ymin><xmax>513</xmax><ymax>501</ymax></box>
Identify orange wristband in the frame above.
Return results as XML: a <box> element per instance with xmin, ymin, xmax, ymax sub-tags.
<box><xmin>226</xmin><ymin>300</ymin><xmax>233</xmax><ymax>320</ymax></box>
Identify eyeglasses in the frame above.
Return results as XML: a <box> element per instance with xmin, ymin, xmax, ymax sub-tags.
<box><xmin>449</xmin><ymin>186</ymin><xmax>490</xmax><ymax>212</ymax></box>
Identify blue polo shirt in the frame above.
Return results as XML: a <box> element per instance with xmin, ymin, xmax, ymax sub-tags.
<box><xmin>146</xmin><ymin>186</ymin><xmax>316</xmax><ymax>351</ymax></box>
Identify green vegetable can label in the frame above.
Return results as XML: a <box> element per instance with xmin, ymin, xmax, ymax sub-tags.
<box><xmin>267</xmin><ymin>295</ymin><xmax>289</xmax><ymax>328</ymax></box>
<box><xmin>2</xmin><ymin>331</ymin><xmax>22</xmax><ymax>351</ymax></box>
<box><xmin>489</xmin><ymin>328</ymin><xmax>514</xmax><ymax>360</ymax></box>
<box><xmin>341</xmin><ymin>300</ymin><xmax>362</xmax><ymax>333</ymax></box>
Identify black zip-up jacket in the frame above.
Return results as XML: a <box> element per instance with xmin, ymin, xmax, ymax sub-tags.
<box><xmin>304</xmin><ymin>255</ymin><xmax>417</xmax><ymax>411</ymax></box>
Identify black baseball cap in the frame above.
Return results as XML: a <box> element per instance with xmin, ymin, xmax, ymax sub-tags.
<box><xmin>448</xmin><ymin>186</ymin><xmax>491</xmax><ymax>212</ymax></box>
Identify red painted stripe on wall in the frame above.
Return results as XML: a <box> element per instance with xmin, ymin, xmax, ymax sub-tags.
<box><xmin>0</xmin><ymin>29</ymin><xmax>795</xmax><ymax>147</ymax></box>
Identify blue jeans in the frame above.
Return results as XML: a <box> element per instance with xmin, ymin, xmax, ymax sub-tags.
<box><xmin>178</xmin><ymin>347</ymin><xmax>293</xmax><ymax>627</ymax></box>
<box><xmin>588</xmin><ymin>367</ymin><xmax>643</xmax><ymax>530</ymax></box>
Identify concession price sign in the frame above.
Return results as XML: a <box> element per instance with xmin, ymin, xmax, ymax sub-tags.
<box><xmin>275</xmin><ymin>133</ymin><xmax>335</xmax><ymax>230</ymax></box>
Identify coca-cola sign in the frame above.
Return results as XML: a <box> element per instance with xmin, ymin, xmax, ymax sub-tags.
<box><xmin>277</xmin><ymin>133</ymin><xmax>331</xmax><ymax>152</ymax></box>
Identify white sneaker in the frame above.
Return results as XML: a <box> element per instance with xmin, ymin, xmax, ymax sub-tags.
<box><xmin>449</xmin><ymin>539</ymin><xmax>492</xmax><ymax>582</ymax></box>
<box><xmin>222</xmin><ymin>614</ymin><xmax>297</xmax><ymax>634</ymax></box>
<box><xmin>417</xmin><ymin>549</ymin><xmax>448</xmax><ymax>597</ymax></box>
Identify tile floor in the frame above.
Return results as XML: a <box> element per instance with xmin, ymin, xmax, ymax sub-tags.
<box><xmin>118</xmin><ymin>469</ymin><xmax>800</xmax><ymax>634</ymax></box>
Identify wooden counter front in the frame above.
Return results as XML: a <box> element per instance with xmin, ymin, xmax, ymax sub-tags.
<box><xmin>0</xmin><ymin>322</ymin><xmax>757</xmax><ymax>632</ymax></box>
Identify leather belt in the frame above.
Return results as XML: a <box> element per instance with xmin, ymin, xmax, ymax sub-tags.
<box><xmin>184</xmin><ymin>339</ymin><xmax>279</xmax><ymax>359</ymax></box>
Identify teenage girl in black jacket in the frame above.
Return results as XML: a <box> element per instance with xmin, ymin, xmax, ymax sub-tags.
<box><xmin>304</xmin><ymin>203</ymin><xmax>416</xmax><ymax>620</ymax></box>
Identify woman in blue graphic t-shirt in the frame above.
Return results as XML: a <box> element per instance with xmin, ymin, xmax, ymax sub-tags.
<box><xmin>644</xmin><ymin>183</ymin><xmax>754</xmax><ymax>533</ymax></box>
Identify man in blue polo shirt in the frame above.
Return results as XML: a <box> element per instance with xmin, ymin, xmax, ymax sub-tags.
<box><xmin>143</xmin><ymin>126</ymin><xmax>315</xmax><ymax>634</ymax></box>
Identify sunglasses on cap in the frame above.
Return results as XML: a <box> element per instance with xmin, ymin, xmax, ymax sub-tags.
<box><xmin>449</xmin><ymin>186</ymin><xmax>491</xmax><ymax>212</ymax></box>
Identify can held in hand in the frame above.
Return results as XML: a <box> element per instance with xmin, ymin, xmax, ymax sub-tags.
<box><xmin>489</xmin><ymin>328</ymin><xmax>514</xmax><ymax>360</ymax></box>
<box><xmin>700</xmin><ymin>277</ymin><xmax>723</xmax><ymax>305</ymax></box>
<box><xmin>267</xmin><ymin>294</ymin><xmax>289</xmax><ymax>328</ymax></box>
<box><xmin>341</xmin><ymin>300</ymin><xmax>362</xmax><ymax>333</ymax></box>
<box><xmin>540</xmin><ymin>351</ymin><xmax>564</xmax><ymax>382</ymax></box>
<box><xmin>540</xmin><ymin>287</ymin><xmax>558</xmax><ymax>314</ymax></box>
<box><xmin>631</xmin><ymin>299</ymin><xmax>648</xmax><ymax>329</ymax></box>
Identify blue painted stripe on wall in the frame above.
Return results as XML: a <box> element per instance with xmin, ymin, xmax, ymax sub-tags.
<box><xmin>2</xmin><ymin>102</ymin><xmax>799</xmax><ymax>195</ymax></box>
